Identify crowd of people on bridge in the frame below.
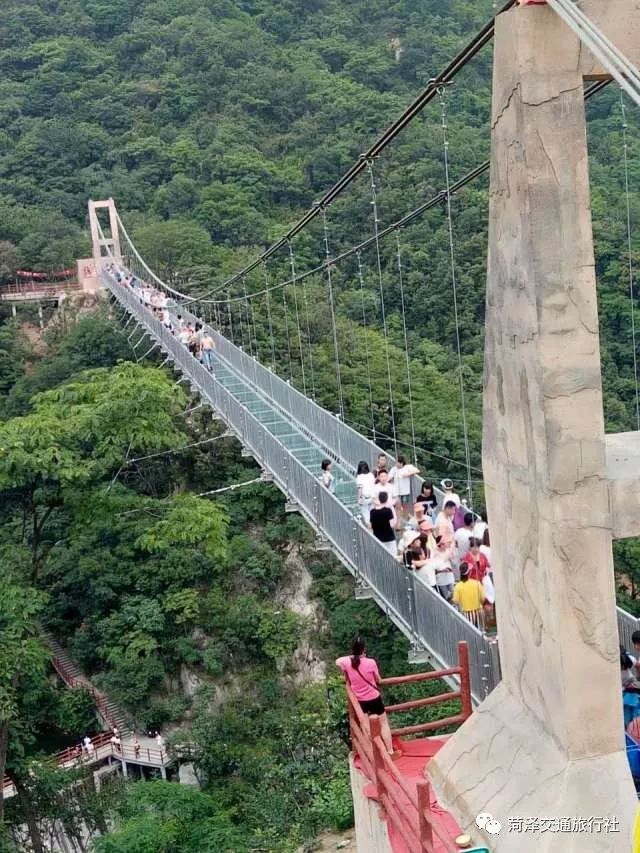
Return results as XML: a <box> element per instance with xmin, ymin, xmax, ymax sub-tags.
<box><xmin>327</xmin><ymin>451</ymin><xmax>495</xmax><ymax>628</ymax></box>
<box><xmin>105</xmin><ymin>263</ymin><xmax>495</xmax><ymax>628</ymax></box>
<box><xmin>105</xmin><ymin>264</ymin><xmax>216</xmax><ymax>370</ymax></box>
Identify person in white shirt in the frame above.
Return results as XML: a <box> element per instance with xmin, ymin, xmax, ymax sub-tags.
<box><xmin>440</xmin><ymin>478</ymin><xmax>461</xmax><ymax>507</ymax></box>
<box><xmin>430</xmin><ymin>536</ymin><xmax>455</xmax><ymax>600</ymax></box>
<box><xmin>454</xmin><ymin>512</ymin><xmax>476</xmax><ymax>564</ymax></box>
<box><xmin>479</xmin><ymin>527</ymin><xmax>492</xmax><ymax>566</ymax></box>
<box><xmin>356</xmin><ymin>461</ymin><xmax>376</xmax><ymax>523</ymax></box>
<box><xmin>435</xmin><ymin>500</ymin><xmax>457</xmax><ymax>545</ymax></box>
<box><xmin>473</xmin><ymin>513</ymin><xmax>489</xmax><ymax>543</ymax></box>
<box><xmin>371</xmin><ymin>469</ymin><xmax>398</xmax><ymax>509</ymax></box>
<box><xmin>389</xmin><ymin>455</ymin><xmax>420</xmax><ymax>516</ymax></box>
<box><xmin>321</xmin><ymin>459</ymin><xmax>335</xmax><ymax>493</ymax></box>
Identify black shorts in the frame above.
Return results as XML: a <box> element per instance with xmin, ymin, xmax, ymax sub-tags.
<box><xmin>359</xmin><ymin>696</ymin><xmax>385</xmax><ymax>716</ymax></box>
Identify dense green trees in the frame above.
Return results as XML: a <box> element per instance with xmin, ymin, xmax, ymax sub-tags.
<box><xmin>2</xmin><ymin>0</ymin><xmax>640</xmax><ymax>847</ymax></box>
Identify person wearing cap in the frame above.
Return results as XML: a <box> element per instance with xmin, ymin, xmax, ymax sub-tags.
<box><xmin>440</xmin><ymin>478</ymin><xmax>461</xmax><ymax>507</ymax></box>
<box><xmin>453</xmin><ymin>562</ymin><xmax>486</xmax><ymax>627</ymax></box>
<box><xmin>402</xmin><ymin>530</ymin><xmax>428</xmax><ymax>572</ymax></box>
<box><xmin>417</xmin><ymin>519</ymin><xmax>438</xmax><ymax>589</ymax></box>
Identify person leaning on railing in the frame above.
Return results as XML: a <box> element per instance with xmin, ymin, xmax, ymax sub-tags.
<box><xmin>336</xmin><ymin>636</ymin><xmax>401</xmax><ymax>759</ymax></box>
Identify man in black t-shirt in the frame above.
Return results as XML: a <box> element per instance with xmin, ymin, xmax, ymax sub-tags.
<box><xmin>368</xmin><ymin>490</ymin><xmax>398</xmax><ymax>557</ymax></box>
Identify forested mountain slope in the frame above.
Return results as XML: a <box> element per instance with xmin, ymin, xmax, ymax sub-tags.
<box><xmin>2</xmin><ymin>0</ymin><xmax>640</xmax><ymax>848</ymax></box>
<box><xmin>1</xmin><ymin>0</ymin><xmax>638</xmax><ymax>475</ymax></box>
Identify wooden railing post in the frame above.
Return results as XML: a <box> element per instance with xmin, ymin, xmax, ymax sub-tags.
<box><xmin>417</xmin><ymin>780</ymin><xmax>434</xmax><ymax>853</ymax></box>
<box><xmin>370</xmin><ymin>715</ymin><xmax>386</xmax><ymax>804</ymax></box>
<box><xmin>347</xmin><ymin>694</ymin><xmax>357</xmax><ymax>750</ymax></box>
<box><xmin>457</xmin><ymin>641</ymin><xmax>472</xmax><ymax>720</ymax></box>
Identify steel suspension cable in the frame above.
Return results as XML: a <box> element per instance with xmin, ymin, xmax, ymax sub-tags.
<box><xmin>439</xmin><ymin>86</ymin><xmax>473</xmax><ymax>507</ymax></box>
<box><xmin>263</xmin><ymin>263</ymin><xmax>277</xmax><ymax>370</ymax></box>
<box><xmin>243</xmin><ymin>277</ymin><xmax>259</xmax><ymax>359</ymax></box>
<box><xmin>547</xmin><ymin>0</ymin><xmax>640</xmax><ymax>109</ymax></box>
<box><xmin>114</xmin><ymin>77</ymin><xmax>608</xmax><ymax>316</ymax></box>
<box><xmin>620</xmin><ymin>90</ymin><xmax>640</xmax><ymax>430</ymax></box>
<box><xmin>367</xmin><ymin>160</ymin><xmax>398</xmax><ymax>458</ymax></box>
<box><xmin>182</xmin><ymin>0</ymin><xmax>517</xmax><ymax>305</ymax></box>
<box><xmin>322</xmin><ymin>208</ymin><xmax>345</xmax><ymax>420</ymax></box>
<box><xmin>281</xmin><ymin>282</ymin><xmax>294</xmax><ymax>380</ymax></box>
<box><xmin>286</xmin><ymin>246</ymin><xmax>307</xmax><ymax>394</ymax></box>
<box><xmin>226</xmin><ymin>300</ymin><xmax>235</xmax><ymax>344</ymax></box>
<box><xmin>356</xmin><ymin>250</ymin><xmax>376</xmax><ymax>439</ymax></box>
<box><xmin>395</xmin><ymin>231</ymin><xmax>418</xmax><ymax>464</ymax></box>
<box><xmin>288</xmin><ymin>242</ymin><xmax>314</xmax><ymax>398</ymax></box>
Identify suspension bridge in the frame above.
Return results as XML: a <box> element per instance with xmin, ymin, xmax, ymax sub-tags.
<box><xmin>83</xmin><ymin>1</ymin><xmax>640</xmax><ymax>849</ymax></box>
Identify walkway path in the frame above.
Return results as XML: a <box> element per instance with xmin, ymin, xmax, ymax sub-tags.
<box><xmin>105</xmin><ymin>270</ymin><xmax>500</xmax><ymax>703</ymax></box>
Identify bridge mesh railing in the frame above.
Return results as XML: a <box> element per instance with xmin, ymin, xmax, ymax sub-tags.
<box><xmin>106</xmin><ymin>273</ymin><xmax>640</xmax><ymax>698</ymax></box>
<box><xmin>104</xmin><ymin>273</ymin><xmax>499</xmax><ymax>701</ymax></box>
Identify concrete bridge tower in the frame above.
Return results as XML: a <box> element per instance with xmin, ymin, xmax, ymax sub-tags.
<box><xmin>429</xmin><ymin>2</ymin><xmax>640</xmax><ymax>850</ymax></box>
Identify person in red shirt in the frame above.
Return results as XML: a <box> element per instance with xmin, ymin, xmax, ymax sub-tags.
<box><xmin>462</xmin><ymin>537</ymin><xmax>491</xmax><ymax>582</ymax></box>
<box><xmin>336</xmin><ymin>636</ymin><xmax>400</xmax><ymax>758</ymax></box>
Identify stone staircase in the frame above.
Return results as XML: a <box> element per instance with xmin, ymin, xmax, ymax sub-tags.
<box><xmin>44</xmin><ymin>632</ymin><xmax>131</xmax><ymax>735</ymax></box>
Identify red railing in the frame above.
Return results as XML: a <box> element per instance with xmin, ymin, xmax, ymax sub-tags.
<box><xmin>346</xmin><ymin>641</ymin><xmax>472</xmax><ymax>853</ymax></box>
<box><xmin>2</xmin><ymin>732</ymin><xmax>169</xmax><ymax>797</ymax></box>
<box><xmin>51</xmin><ymin>656</ymin><xmax>124</xmax><ymax>734</ymax></box>
<box><xmin>0</xmin><ymin>280</ymin><xmax>79</xmax><ymax>296</ymax></box>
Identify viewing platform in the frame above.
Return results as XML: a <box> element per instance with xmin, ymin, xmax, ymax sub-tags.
<box><xmin>344</xmin><ymin>643</ymin><xmax>480</xmax><ymax>852</ymax></box>
<box><xmin>2</xmin><ymin>732</ymin><xmax>174</xmax><ymax>800</ymax></box>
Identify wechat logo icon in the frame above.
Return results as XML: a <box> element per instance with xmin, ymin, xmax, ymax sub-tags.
<box><xmin>476</xmin><ymin>811</ymin><xmax>502</xmax><ymax>835</ymax></box>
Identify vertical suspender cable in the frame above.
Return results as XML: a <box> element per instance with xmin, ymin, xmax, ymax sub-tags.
<box><xmin>282</xmin><ymin>281</ymin><xmax>294</xmax><ymax>380</ymax></box>
<box><xmin>263</xmin><ymin>263</ymin><xmax>277</xmax><ymax>370</ymax></box>
<box><xmin>357</xmin><ymin>250</ymin><xmax>377</xmax><ymax>440</ymax></box>
<box><xmin>238</xmin><ymin>286</ymin><xmax>248</xmax><ymax>352</ymax></box>
<box><xmin>322</xmin><ymin>208</ymin><xmax>345</xmax><ymax>420</ymax></box>
<box><xmin>287</xmin><ymin>243</ymin><xmax>307</xmax><ymax>395</ymax></box>
<box><xmin>243</xmin><ymin>277</ymin><xmax>259</xmax><ymax>359</ymax></box>
<box><xmin>227</xmin><ymin>299</ymin><xmax>235</xmax><ymax>344</ymax></box>
<box><xmin>289</xmin><ymin>242</ymin><xmax>316</xmax><ymax>399</ymax></box>
<box><xmin>620</xmin><ymin>90</ymin><xmax>640</xmax><ymax>430</ymax></box>
<box><xmin>367</xmin><ymin>160</ymin><xmax>398</xmax><ymax>458</ymax></box>
<box><xmin>395</xmin><ymin>230</ymin><xmax>418</xmax><ymax>463</ymax></box>
<box><xmin>439</xmin><ymin>86</ymin><xmax>473</xmax><ymax>506</ymax></box>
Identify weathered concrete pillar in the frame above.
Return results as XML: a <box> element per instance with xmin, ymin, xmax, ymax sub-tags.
<box><xmin>88</xmin><ymin>198</ymin><xmax>122</xmax><ymax>263</ymax></box>
<box><xmin>428</xmin><ymin>5</ymin><xmax>637</xmax><ymax>850</ymax></box>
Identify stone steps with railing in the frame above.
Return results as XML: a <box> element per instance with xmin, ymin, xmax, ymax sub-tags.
<box><xmin>43</xmin><ymin>631</ymin><xmax>131</xmax><ymax>735</ymax></box>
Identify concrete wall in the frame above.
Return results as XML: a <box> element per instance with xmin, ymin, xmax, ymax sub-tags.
<box><xmin>77</xmin><ymin>258</ymin><xmax>104</xmax><ymax>295</ymax></box>
<box><xmin>349</xmin><ymin>755</ymin><xmax>392</xmax><ymax>853</ymax></box>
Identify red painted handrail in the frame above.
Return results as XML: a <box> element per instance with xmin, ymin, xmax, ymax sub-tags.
<box><xmin>2</xmin><ymin>733</ymin><xmax>169</xmax><ymax>795</ymax></box>
<box><xmin>345</xmin><ymin>641</ymin><xmax>472</xmax><ymax>852</ymax></box>
<box><xmin>51</xmin><ymin>657</ymin><xmax>123</xmax><ymax>733</ymax></box>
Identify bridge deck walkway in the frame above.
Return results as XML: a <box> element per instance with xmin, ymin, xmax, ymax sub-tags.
<box><xmin>105</xmin><ymin>271</ymin><xmax>502</xmax><ymax>703</ymax></box>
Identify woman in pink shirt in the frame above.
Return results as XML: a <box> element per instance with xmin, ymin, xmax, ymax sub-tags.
<box><xmin>336</xmin><ymin>637</ymin><xmax>398</xmax><ymax>758</ymax></box>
